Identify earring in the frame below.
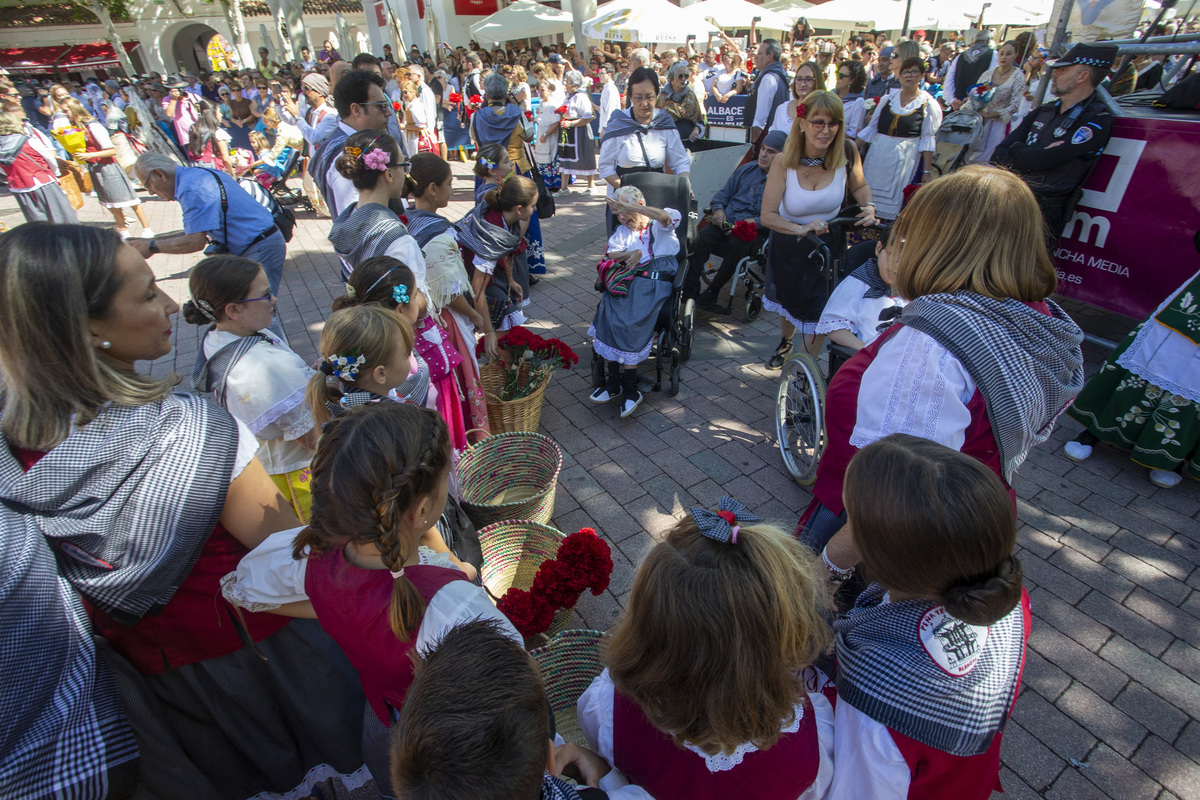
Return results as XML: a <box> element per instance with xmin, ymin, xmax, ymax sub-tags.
<box><xmin>100</xmin><ymin>341</ymin><xmax>112</xmax><ymax>349</ymax></box>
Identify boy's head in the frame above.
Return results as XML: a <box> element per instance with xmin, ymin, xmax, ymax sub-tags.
<box><xmin>875</xmin><ymin>224</ymin><xmax>895</xmax><ymax>284</ymax></box>
<box><xmin>391</xmin><ymin>620</ymin><xmax>552</xmax><ymax>800</ymax></box>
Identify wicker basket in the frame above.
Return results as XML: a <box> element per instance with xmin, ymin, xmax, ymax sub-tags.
<box><xmin>479</xmin><ymin>361</ymin><xmax>552</xmax><ymax>433</ymax></box>
<box><xmin>458</xmin><ymin>431</ymin><xmax>562</xmax><ymax>529</ymax></box>
<box><xmin>530</xmin><ymin>629</ymin><xmax>607</xmax><ymax>746</ymax></box>
<box><xmin>478</xmin><ymin>520</ymin><xmax>575</xmax><ymax>648</ymax></box>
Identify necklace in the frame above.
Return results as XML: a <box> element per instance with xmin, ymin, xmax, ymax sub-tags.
<box><xmin>800</xmin><ymin>156</ymin><xmax>825</xmax><ymax>167</ymax></box>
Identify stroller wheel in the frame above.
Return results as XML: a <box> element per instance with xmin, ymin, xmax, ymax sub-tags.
<box><xmin>678</xmin><ymin>298</ymin><xmax>695</xmax><ymax>363</ymax></box>
<box><xmin>745</xmin><ymin>293</ymin><xmax>763</xmax><ymax>322</ymax></box>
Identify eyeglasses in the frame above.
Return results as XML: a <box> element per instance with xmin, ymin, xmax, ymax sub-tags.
<box><xmin>795</xmin><ymin>76</ymin><xmax>816</xmax><ymax>84</ymax></box>
<box><xmin>805</xmin><ymin>119</ymin><xmax>840</xmax><ymax>130</ymax></box>
<box><xmin>900</xmin><ymin>70</ymin><xmax>923</xmax><ymax>78</ymax></box>
<box><xmin>631</xmin><ymin>93</ymin><xmax>657</xmax><ymax>102</ymax></box>
<box><xmin>837</xmin><ymin>72</ymin><xmax>852</xmax><ymax>79</ymax></box>
<box><xmin>391</xmin><ymin>160</ymin><xmax>411</xmax><ymax>169</ymax></box>
<box><xmin>359</xmin><ymin>100</ymin><xmax>393</xmax><ymax>112</ymax></box>
<box><xmin>239</xmin><ymin>292</ymin><xmax>276</xmax><ymax>304</ymax></box>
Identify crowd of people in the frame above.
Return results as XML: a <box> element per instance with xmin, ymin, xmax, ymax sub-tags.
<box><xmin>1</xmin><ymin>16</ymin><xmax>1195</xmax><ymax>800</ymax></box>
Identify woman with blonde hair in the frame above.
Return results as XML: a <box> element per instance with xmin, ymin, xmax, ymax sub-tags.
<box><xmin>63</xmin><ymin>97</ymin><xmax>153</xmax><ymax>237</ymax></box>
<box><xmin>760</xmin><ymin>90</ymin><xmax>876</xmax><ymax>369</ymax></box>
<box><xmin>796</xmin><ymin>166</ymin><xmax>1085</xmax><ymax>577</ymax></box>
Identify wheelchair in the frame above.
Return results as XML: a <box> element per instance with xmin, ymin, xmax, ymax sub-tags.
<box><xmin>264</xmin><ymin>146</ymin><xmax>315</xmax><ymax>213</ymax></box>
<box><xmin>775</xmin><ymin>215</ymin><xmax>879</xmax><ymax>485</ymax></box>
<box><xmin>696</xmin><ymin>210</ymin><xmax>767</xmax><ymax>322</ymax></box>
<box><xmin>592</xmin><ymin>172</ymin><xmax>698</xmax><ymax>398</ymax></box>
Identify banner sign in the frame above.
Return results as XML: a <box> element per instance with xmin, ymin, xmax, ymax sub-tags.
<box><xmin>705</xmin><ymin>95</ymin><xmax>746</xmax><ymax>128</ymax></box>
<box><xmin>1052</xmin><ymin>115</ymin><xmax>1200</xmax><ymax>320</ymax></box>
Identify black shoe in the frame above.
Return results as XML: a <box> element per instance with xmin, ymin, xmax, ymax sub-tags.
<box><xmin>696</xmin><ymin>291</ymin><xmax>719</xmax><ymax>309</ymax></box>
<box><xmin>766</xmin><ymin>337</ymin><xmax>792</xmax><ymax>370</ymax></box>
<box><xmin>529</xmin><ymin>274</ymin><xmax>541</xmax><ymax>286</ymax></box>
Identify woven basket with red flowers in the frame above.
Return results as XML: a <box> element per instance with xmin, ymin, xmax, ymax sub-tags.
<box><xmin>475</xmin><ymin>325</ymin><xmax>578</xmax><ymax>433</ymax></box>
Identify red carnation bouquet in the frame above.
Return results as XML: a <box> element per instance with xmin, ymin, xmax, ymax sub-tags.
<box><xmin>497</xmin><ymin>528</ymin><xmax>614</xmax><ymax>639</ymax></box>
<box><xmin>555</xmin><ymin>104</ymin><xmax>569</xmax><ymax>116</ymax></box>
<box><xmin>448</xmin><ymin>91</ymin><xmax>463</xmax><ymax>104</ymax></box>
<box><xmin>731</xmin><ymin>219</ymin><xmax>758</xmax><ymax>242</ymax></box>
<box><xmin>474</xmin><ymin>325</ymin><xmax>578</xmax><ymax>401</ymax></box>
<box><xmin>469</xmin><ymin>93</ymin><xmax>484</xmax><ymax>107</ymax></box>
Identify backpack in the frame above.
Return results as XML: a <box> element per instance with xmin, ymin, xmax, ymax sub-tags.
<box><xmin>238</xmin><ymin>176</ymin><xmax>297</xmax><ymax>242</ymax></box>
<box><xmin>1154</xmin><ymin>73</ymin><xmax>1200</xmax><ymax>111</ymax></box>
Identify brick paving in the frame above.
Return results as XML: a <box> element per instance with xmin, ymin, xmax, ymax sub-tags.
<box><xmin>8</xmin><ymin>160</ymin><xmax>1200</xmax><ymax>799</ymax></box>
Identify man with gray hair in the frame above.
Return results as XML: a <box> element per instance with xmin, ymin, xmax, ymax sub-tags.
<box><xmin>129</xmin><ymin>152</ymin><xmax>288</xmax><ymax>311</ymax></box>
<box><xmin>471</xmin><ymin>71</ymin><xmax>534</xmax><ymax>150</ymax></box>
<box><xmin>745</xmin><ymin>38</ymin><xmax>788</xmax><ymax>152</ymax></box>
<box><xmin>629</xmin><ymin>47</ymin><xmax>651</xmax><ymax>73</ymax></box>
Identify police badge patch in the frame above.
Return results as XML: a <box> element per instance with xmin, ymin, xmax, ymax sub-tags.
<box><xmin>1071</xmin><ymin>126</ymin><xmax>1094</xmax><ymax>144</ymax></box>
<box><xmin>918</xmin><ymin>606</ymin><xmax>990</xmax><ymax>677</ymax></box>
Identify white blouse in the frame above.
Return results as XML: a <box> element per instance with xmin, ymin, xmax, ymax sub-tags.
<box><xmin>203</xmin><ymin>329</ymin><xmax>315</xmax><ymax>475</ymax></box>
<box><xmin>597</xmin><ymin>127</ymin><xmax>691</xmax><ymax>198</ymax></box>
<box><xmin>606</xmin><ymin>208</ymin><xmax>682</xmax><ymax>265</ymax></box>
<box><xmin>769</xmin><ymin>100</ymin><xmax>799</xmax><ymax>135</ymax></box>
<box><xmin>858</xmin><ymin>89</ymin><xmax>942</xmax><ymax>152</ymax></box>
<box><xmin>825</xmin><ymin>698</ymin><xmax>913</xmax><ymax>800</ymax></box>
<box><xmin>220</xmin><ymin>529</ymin><xmax>521</xmax><ymax>650</ymax></box>
<box><xmin>843</xmin><ymin>96</ymin><xmax>867</xmax><ymax>140</ymax></box>
<box><xmin>577</xmin><ymin>668</ymin><xmax>835</xmax><ymax>800</ymax></box>
<box><xmin>849</xmin><ymin>326</ymin><xmax>977</xmax><ymax>452</ymax></box>
<box><xmin>816</xmin><ymin>275</ymin><xmax>906</xmax><ymax>346</ymax></box>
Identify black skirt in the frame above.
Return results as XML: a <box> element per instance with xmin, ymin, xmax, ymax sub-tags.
<box><xmin>762</xmin><ymin>228</ymin><xmax>844</xmax><ymax>331</ymax></box>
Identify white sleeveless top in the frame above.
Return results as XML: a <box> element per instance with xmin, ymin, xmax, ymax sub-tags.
<box><xmin>781</xmin><ymin>166</ymin><xmax>846</xmax><ymax>226</ymax></box>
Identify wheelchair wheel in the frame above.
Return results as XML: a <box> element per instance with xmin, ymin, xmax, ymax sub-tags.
<box><xmin>775</xmin><ymin>352</ymin><xmax>827</xmax><ymax>486</ymax></box>
<box><xmin>668</xmin><ymin>350</ymin><xmax>681</xmax><ymax>397</ymax></box>
<box><xmin>678</xmin><ymin>298</ymin><xmax>695</xmax><ymax>362</ymax></box>
<box><xmin>745</xmin><ymin>292</ymin><xmax>763</xmax><ymax>321</ymax></box>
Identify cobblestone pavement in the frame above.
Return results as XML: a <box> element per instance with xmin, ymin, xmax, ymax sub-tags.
<box><xmin>8</xmin><ymin>160</ymin><xmax>1199</xmax><ymax>800</ymax></box>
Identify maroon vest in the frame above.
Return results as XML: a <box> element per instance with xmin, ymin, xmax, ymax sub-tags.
<box><xmin>304</xmin><ymin>549</ymin><xmax>468</xmax><ymax>723</ymax></box>
<box><xmin>812</xmin><ymin>324</ymin><xmax>1008</xmax><ymax>517</ymax></box>
<box><xmin>611</xmin><ymin>690</ymin><xmax>821</xmax><ymax>800</ymax></box>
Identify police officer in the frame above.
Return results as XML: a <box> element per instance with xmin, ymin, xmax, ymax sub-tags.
<box><xmin>992</xmin><ymin>43</ymin><xmax>1117</xmax><ymax>243</ymax></box>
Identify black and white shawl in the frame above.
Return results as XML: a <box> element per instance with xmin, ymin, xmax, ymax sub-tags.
<box><xmin>455</xmin><ymin>200</ymin><xmax>521</xmax><ymax>263</ymax></box>
<box><xmin>835</xmin><ymin>584</ymin><xmax>1027</xmax><ymax>757</ymax></box>
<box><xmin>599</xmin><ymin>108</ymin><xmax>677</xmax><ymax>145</ymax></box>
<box><xmin>405</xmin><ymin>208</ymin><xmax>453</xmax><ymax>248</ymax></box>
<box><xmin>849</xmin><ymin>257</ymin><xmax>891</xmax><ymax>299</ymax></box>
<box><xmin>542</xmin><ymin>773</ymin><xmax>606</xmax><ymax>799</ymax></box>
<box><xmin>192</xmin><ymin>327</ymin><xmax>269</xmax><ymax>407</ymax></box>
<box><xmin>328</xmin><ymin>201</ymin><xmax>412</xmax><ymax>277</ymax></box>
<box><xmin>899</xmin><ymin>292</ymin><xmax>1084</xmax><ymax>481</ymax></box>
<box><xmin>329</xmin><ymin>360</ymin><xmax>431</xmax><ymax>419</ymax></box>
<box><xmin>0</xmin><ymin>394</ymin><xmax>238</xmax><ymax>626</ymax></box>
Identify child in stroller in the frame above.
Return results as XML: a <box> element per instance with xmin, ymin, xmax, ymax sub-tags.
<box><xmin>589</xmin><ymin>185</ymin><xmax>682</xmax><ymax>418</ymax></box>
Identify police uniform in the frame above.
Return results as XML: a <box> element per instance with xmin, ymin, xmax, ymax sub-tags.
<box><xmin>992</xmin><ymin>44</ymin><xmax>1117</xmax><ymax>241</ymax></box>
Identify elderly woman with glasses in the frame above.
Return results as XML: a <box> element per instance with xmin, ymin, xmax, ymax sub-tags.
<box><xmin>858</xmin><ymin>56</ymin><xmax>942</xmax><ymax>221</ymax></box>
<box><xmin>598</xmin><ymin>66</ymin><xmax>691</xmax><ymax>203</ymax></box>
<box><xmin>769</xmin><ymin>60</ymin><xmax>825</xmax><ymax>135</ymax></box>
<box><xmin>656</xmin><ymin>61</ymin><xmax>705</xmax><ymax>145</ymax></box>
<box><xmin>558</xmin><ymin>68</ymin><xmax>599</xmax><ymax>193</ymax></box>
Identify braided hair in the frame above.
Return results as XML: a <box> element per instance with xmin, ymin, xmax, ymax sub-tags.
<box><xmin>293</xmin><ymin>402</ymin><xmax>451</xmax><ymax>641</ymax></box>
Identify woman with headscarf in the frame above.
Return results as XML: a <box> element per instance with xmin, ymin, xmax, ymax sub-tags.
<box><xmin>656</xmin><ymin>62</ymin><xmax>705</xmax><ymax>145</ymax></box>
<box><xmin>558</xmin><ymin>69</ymin><xmax>599</xmax><ymax>193</ymax></box>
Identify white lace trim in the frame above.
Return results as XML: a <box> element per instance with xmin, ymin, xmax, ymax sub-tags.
<box><xmin>248</xmin><ymin>384</ymin><xmax>313</xmax><ymax>439</ymax></box>
<box><xmin>814</xmin><ymin>317</ymin><xmax>855</xmax><ymax>335</ymax></box>
<box><xmin>499</xmin><ymin>309</ymin><xmax>527</xmax><ymax>331</ymax></box>
<box><xmin>219</xmin><ymin>572</ymin><xmax>284</xmax><ymax>613</ymax></box>
<box><xmin>681</xmin><ymin>701</ymin><xmax>806</xmax><ymax>773</ymax></box>
<box><xmin>762</xmin><ymin>298</ymin><xmax>822</xmax><ymax>335</ymax></box>
<box><xmin>588</xmin><ymin>324</ymin><xmax>653</xmax><ymax>366</ymax></box>
<box><xmin>247</xmin><ymin>763</ymin><xmax>373</xmax><ymax>800</ymax></box>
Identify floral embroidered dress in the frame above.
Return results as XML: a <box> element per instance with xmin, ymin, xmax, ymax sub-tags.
<box><xmin>969</xmin><ymin>65</ymin><xmax>1025</xmax><ymax>163</ymax></box>
<box><xmin>1068</xmin><ymin>269</ymin><xmax>1200</xmax><ymax>478</ymax></box>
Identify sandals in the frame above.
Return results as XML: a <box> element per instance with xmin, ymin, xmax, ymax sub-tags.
<box><xmin>766</xmin><ymin>337</ymin><xmax>792</xmax><ymax>370</ymax></box>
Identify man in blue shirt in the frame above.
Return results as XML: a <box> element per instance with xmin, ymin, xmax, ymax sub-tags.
<box><xmin>686</xmin><ymin>129</ymin><xmax>785</xmax><ymax>306</ymax></box>
<box><xmin>129</xmin><ymin>153</ymin><xmax>287</xmax><ymax>302</ymax></box>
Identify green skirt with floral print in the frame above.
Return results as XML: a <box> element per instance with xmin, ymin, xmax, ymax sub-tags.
<box><xmin>1068</xmin><ymin>323</ymin><xmax>1200</xmax><ymax>478</ymax></box>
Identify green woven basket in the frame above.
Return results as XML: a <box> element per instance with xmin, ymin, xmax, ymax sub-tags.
<box><xmin>459</xmin><ymin>431</ymin><xmax>562</xmax><ymax>529</ymax></box>
<box><xmin>530</xmin><ymin>629</ymin><xmax>608</xmax><ymax>747</ymax></box>
<box><xmin>478</xmin><ymin>519</ymin><xmax>575</xmax><ymax>648</ymax></box>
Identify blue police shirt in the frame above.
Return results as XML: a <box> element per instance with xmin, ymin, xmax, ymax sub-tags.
<box><xmin>175</xmin><ymin>167</ymin><xmax>275</xmax><ymax>254</ymax></box>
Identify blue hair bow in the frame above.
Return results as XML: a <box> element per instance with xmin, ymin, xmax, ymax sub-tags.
<box><xmin>392</xmin><ymin>283</ymin><xmax>410</xmax><ymax>305</ymax></box>
<box><xmin>688</xmin><ymin>496</ymin><xmax>762</xmax><ymax>545</ymax></box>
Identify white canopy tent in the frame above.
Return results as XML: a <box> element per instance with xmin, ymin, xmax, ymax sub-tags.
<box><xmin>969</xmin><ymin>0</ymin><xmax>1055</xmax><ymax>27</ymax></box>
<box><xmin>582</xmin><ymin>0</ymin><xmax>720</xmax><ymax>44</ymax></box>
<box><xmin>797</xmin><ymin>0</ymin><xmax>972</xmax><ymax>32</ymax></box>
<box><xmin>690</xmin><ymin>0</ymin><xmax>798</xmax><ymax>32</ymax></box>
<box><xmin>469</xmin><ymin>0</ymin><xmax>576</xmax><ymax>46</ymax></box>
<box><xmin>761</xmin><ymin>0</ymin><xmax>816</xmax><ymax>23</ymax></box>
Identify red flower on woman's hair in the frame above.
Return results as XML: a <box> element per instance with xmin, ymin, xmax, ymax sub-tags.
<box><xmin>796</xmin><ymin>102</ymin><xmax>807</xmax><ymax>119</ymax></box>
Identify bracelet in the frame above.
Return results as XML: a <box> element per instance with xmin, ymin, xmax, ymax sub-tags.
<box><xmin>862</xmin><ymin>202</ymin><xmax>875</xmax><ymax>208</ymax></box>
<box><xmin>822</xmin><ymin>546</ymin><xmax>855</xmax><ymax>583</ymax></box>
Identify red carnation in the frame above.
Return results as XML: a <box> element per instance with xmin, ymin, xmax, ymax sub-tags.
<box><xmin>525</xmin><ymin>111</ymin><xmax>534</xmax><ymax>120</ymax></box>
<box><xmin>557</xmin><ymin>528</ymin><xmax>613</xmax><ymax>596</ymax></box>
<box><xmin>469</xmin><ymin>93</ymin><xmax>484</xmax><ymax>106</ymax></box>
<box><xmin>731</xmin><ymin>219</ymin><xmax>758</xmax><ymax>242</ymax></box>
<box><xmin>392</xmin><ymin>101</ymin><xmax>402</xmax><ymax>113</ymax></box>
<box><xmin>902</xmin><ymin>182</ymin><xmax>923</xmax><ymax>207</ymax></box>
<box><xmin>448</xmin><ymin>92</ymin><xmax>463</xmax><ymax>104</ymax></box>
<box><xmin>497</xmin><ymin>587</ymin><xmax>556</xmax><ymax>639</ymax></box>
<box><xmin>556</xmin><ymin>105</ymin><xmax>569</xmax><ymax>116</ymax></box>
<box><xmin>531</xmin><ymin>559</ymin><xmax>584</xmax><ymax>608</ymax></box>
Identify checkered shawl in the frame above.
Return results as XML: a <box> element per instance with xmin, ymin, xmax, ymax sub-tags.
<box><xmin>0</xmin><ymin>393</ymin><xmax>238</xmax><ymax>627</ymax></box>
<box><xmin>405</xmin><ymin>208</ymin><xmax>453</xmax><ymax>248</ymax></box>
<box><xmin>899</xmin><ymin>292</ymin><xmax>1084</xmax><ymax>482</ymax></box>
<box><xmin>849</xmin><ymin>257</ymin><xmax>891</xmax><ymax>299</ymax></box>
<box><xmin>0</xmin><ymin>508</ymin><xmax>138</xmax><ymax>798</ymax></box>
<box><xmin>455</xmin><ymin>200</ymin><xmax>521</xmax><ymax>263</ymax></box>
<box><xmin>328</xmin><ymin>201</ymin><xmax>412</xmax><ymax>276</ymax></box>
<box><xmin>835</xmin><ymin>584</ymin><xmax>1026</xmax><ymax>756</ymax></box>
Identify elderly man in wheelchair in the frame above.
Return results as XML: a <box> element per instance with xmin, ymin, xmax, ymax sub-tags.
<box><xmin>686</xmin><ymin>129</ymin><xmax>787</xmax><ymax>313</ymax></box>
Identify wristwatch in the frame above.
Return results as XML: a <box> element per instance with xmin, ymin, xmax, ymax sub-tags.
<box><xmin>147</xmin><ymin>239</ymin><xmax>159</xmax><ymax>255</ymax></box>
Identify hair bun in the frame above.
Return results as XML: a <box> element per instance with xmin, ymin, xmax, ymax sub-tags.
<box><xmin>941</xmin><ymin>555</ymin><xmax>1023</xmax><ymax>626</ymax></box>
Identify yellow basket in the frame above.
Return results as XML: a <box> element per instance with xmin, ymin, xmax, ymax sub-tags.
<box><xmin>478</xmin><ymin>361</ymin><xmax>552</xmax><ymax>434</ymax></box>
<box><xmin>478</xmin><ymin>519</ymin><xmax>575</xmax><ymax>649</ymax></box>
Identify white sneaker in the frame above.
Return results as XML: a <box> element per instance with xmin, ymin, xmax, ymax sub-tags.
<box><xmin>118</xmin><ymin>229</ymin><xmax>131</xmax><ymax>240</ymax></box>
<box><xmin>141</xmin><ymin>227</ymin><xmax>155</xmax><ymax>238</ymax></box>
<box><xmin>619</xmin><ymin>390</ymin><xmax>643</xmax><ymax>418</ymax></box>
<box><xmin>1149</xmin><ymin>469</ymin><xmax>1183</xmax><ymax>488</ymax></box>
<box><xmin>1063</xmin><ymin>440</ymin><xmax>1093</xmax><ymax>462</ymax></box>
<box><xmin>589</xmin><ymin>386</ymin><xmax>619</xmax><ymax>403</ymax></box>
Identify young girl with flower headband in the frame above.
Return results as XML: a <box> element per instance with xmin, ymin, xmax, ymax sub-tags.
<box><xmin>221</xmin><ymin>402</ymin><xmax>510</xmax><ymax>799</ymax></box>
<box><xmin>184</xmin><ymin>255</ymin><xmax>320</xmax><ymax>521</ymax></box>
<box><xmin>577</xmin><ymin>497</ymin><xmax>835</xmax><ymax>800</ymax></box>
<box><xmin>336</xmin><ymin>255</ymin><xmax>478</xmax><ymax>454</ymax></box>
<box><xmin>327</xmin><ymin>131</ymin><xmax>426</xmax><ymax>284</ymax></box>
<box><xmin>473</xmin><ymin>142</ymin><xmax>514</xmax><ymax>202</ymax></box>
<box><xmin>827</xmin><ymin>434</ymin><xmax>1029</xmax><ymax>800</ymax></box>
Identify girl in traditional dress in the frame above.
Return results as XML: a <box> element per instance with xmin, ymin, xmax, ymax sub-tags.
<box><xmin>816</xmin><ymin>226</ymin><xmax>905</xmax><ymax>351</ymax></box>
<box><xmin>99</xmin><ymin>98</ymin><xmax>144</xmax><ymax>180</ymax></box>
<box><xmin>578</xmin><ymin>497</ymin><xmax>834</xmax><ymax>800</ymax></box>
<box><xmin>0</xmin><ymin>111</ymin><xmax>77</xmax><ymax>225</ymax></box>
<box><xmin>1064</xmin><ymin>240</ymin><xmax>1200</xmax><ymax>488</ymax></box>
<box><xmin>969</xmin><ymin>42</ymin><xmax>1025</xmax><ymax>164</ymax></box>
<box><xmin>456</xmin><ymin>176</ymin><xmax>538</xmax><ymax>334</ymax></box>
<box><xmin>222</xmin><ymin>402</ymin><xmax>508</xmax><ymax>799</ymax></box>
<box><xmin>828</xmin><ymin>434</ymin><xmax>1029</xmax><ymax>800</ymax></box>
<box><xmin>533</xmin><ymin>80</ymin><xmax>563</xmax><ymax>194</ymax></box>
<box><xmin>859</xmin><ymin>57</ymin><xmax>942</xmax><ymax>221</ymax></box>
<box><xmin>588</xmin><ymin>186</ymin><xmax>682</xmax><ymax>419</ymax></box>
<box><xmin>63</xmin><ymin>98</ymin><xmax>153</xmax><ymax>238</ymax></box>
<box><xmin>184</xmin><ymin>255</ymin><xmax>319</xmax><ymax>522</ymax></box>
<box><xmin>760</xmin><ymin>91</ymin><xmax>876</xmax><ymax>370</ymax></box>
<box><xmin>559</xmin><ymin>69</ymin><xmax>598</xmax><ymax>193</ymax></box>
<box><xmin>188</xmin><ymin>99</ymin><xmax>235</xmax><ymax>173</ymax></box>
<box><xmin>472</xmin><ymin>143</ymin><xmax>532</xmax><ymax>301</ymax></box>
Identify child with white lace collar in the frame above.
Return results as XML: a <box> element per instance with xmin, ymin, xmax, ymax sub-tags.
<box><xmin>576</xmin><ymin>497</ymin><xmax>835</xmax><ymax>800</ymax></box>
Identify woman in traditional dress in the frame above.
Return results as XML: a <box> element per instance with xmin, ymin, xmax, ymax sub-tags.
<box><xmin>558</xmin><ymin>69</ymin><xmax>599</xmax><ymax>193</ymax></box>
<box><xmin>760</xmin><ymin>91</ymin><xmax>876</xmax><ymax>370</ymax></box>
<box><xmin>0</xmin><ymin>111</ymin><xmax>77</xmax><ymax>225</ymax></box>
<box><xmin>770</xmin><ymin>61</ymin><xmax>826</xmax><ymax>135</ymax></box>
<box><xmin>456</xmin><ymin>176</ymin><xmax>538</xmax><ymax>334</ymax></box>
<box><xmin>100</xmin><ymin>98</ymin><xmax>144</xmax><ymax>180</ymax></box>
<box><xmin>656</xmin><ymin>62</ymin><xmax>705</xmax><ymax>145</ymax></box>
<box><xmin>63</xmin><ymin>98</ymin><xmax>153</xmax><ymax>239</ymax></box>
<box><xmin>969</xmin><ymin>41</ymin><xmax>1025</xmax><ymax>163</ymax></box>
<box><xmin>1064</xmin><ymin>234</ymin><xmax>1200</xmax><ymax>488</ymax></box>
<box><xmin>533</xmin><ymin>79</ymin><xmax>563</xmax><ymax>194</ymax></box>
<box><xmin>858</xmin><ymin>57</ymin><xmax>942</xmax><ymax>221</ymax></box>
<box><xmin>0</xmin><ymin>223</ymin><xmax>366</xmax><ymax>799</ymax></box>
